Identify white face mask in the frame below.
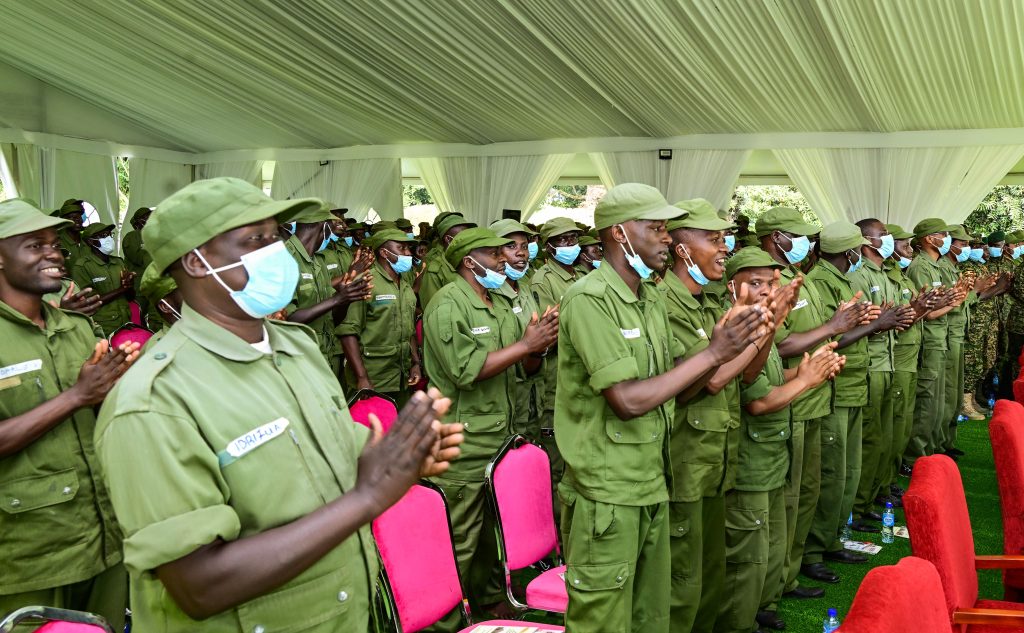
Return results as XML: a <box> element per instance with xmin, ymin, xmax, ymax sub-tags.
<box><xmin>158</xmin><ymin>299</ymin><xmax>182</xmax><ymax>322</ymax></box>
<box><xmin>94</xmin><ymin>236</ymin><xmax>115</xmax><ymax>255</ymax></box>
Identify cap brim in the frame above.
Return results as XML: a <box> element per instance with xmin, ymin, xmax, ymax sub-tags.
<box><xmin>275</xmin><ymin>199</ymin><xmax>332</xmax><ymax>224</ymax></box>
<box><xmin>0</xmin><ymin>214</ymin><xmax>69</xmax><ymax>239</ymax></box>
<box><xmin>470</xmin><ymin>236</ymin><xmax>514</xmax><ymax>249</ymax></box>
<box><xmin>669</xmin><ymin>217</ymin><xmax>735</xmax><ymax>231</ymax></box>
<box><xmin>636</xmin><ymin>204</ymin><xmax>686</xmax><ymax>223</ymax></box>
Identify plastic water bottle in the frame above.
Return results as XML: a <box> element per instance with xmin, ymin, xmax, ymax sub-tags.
<box><xmin>822</xmin><ymin>607</ymin><xmax>841</xmax><ymax>632</ymax></box>
<box><xmin>882</xmin><ymin>502</ymin><xmax>895</xmax><ymax>544</ymax></box>
<box><xmin>840</xmin><ymin>513</ymin><xmax>852</xmax><ymax>543</ymax></box>
<box><xmin>958</xmin><ymin>414</ymin><xmax>968</xmax><ymax>424</ymax></box>
<box><xmin>994</xmin><ymin>374</ymin><xmax>1000</xmax><ymax>387</ymax></box>
<box><xmin>989</xmin><ymin>397</ymin><xmax>997</xmax><ymax>410</ymax></box>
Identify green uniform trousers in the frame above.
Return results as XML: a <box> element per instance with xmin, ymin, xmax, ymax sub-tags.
<box><xmin>807</xmin><ymin>406</ymin><xmax>862</xmax><ymax>562</ymax></box>
<box><xmin>941</xmin><ymin>340</ymin><xmax>964</xmax><ymax>452</ymax></box>
<box><xmin>433</xmin><ymin>479</ymin><xmax>503</xmax><ymax>613</ymax></box>
<box><xmin>559</xmin><ymin>486</ymin><xmax>670</xmax><ymax>633</ymax></box>
<box><xmin>538</xmin><ymin>409</ymin><xmax>565</xmax><ymax>524</ymax></box>
<box><xmin>0</xmin><ymin>563</ymin><xmax>126</xmax><ymax>632</ymax></box>
<box><xmin>782</xmin><ymin>418</ymin><xmax>822</xmax><ymax>594</ymax></box>
<box><xmin>670</xmin><ymin>496</ymin><xmax>726</xmax><ymax>633</ymax></box>
<box><xmin>891</xmin><ymin>370</ymin><xmax>917</xmax><ymax>484</ymax></box>
<box><xmin>716</xmin><ymin>487</ymin><xmax>784</xmax><ymax>633</ymax></box>
<box><xmin>854</xmin><ymin>373</ymin><xmax>892</xmax><ymax>517</ymax></box>
<box><xmin>906</xmin><ymin>347</ymin><xmax>946</xmax><ymax>465</ymax></box>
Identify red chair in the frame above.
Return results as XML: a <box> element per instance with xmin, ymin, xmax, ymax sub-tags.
<box><xmin>128</xmin><ymin>300</ymin><xmax>143</xmax><ymax>326</ymax></box>
<box><xmin>1014</xmin><ymin>348</ymin><xmax>1024</xmax><ymax>403</ymax></box>
<box><xmin>372</xmin><ymin>482</ymin><xmax>564</xmax><ymax>633</ymax></box>
<box><xmin>108</xmin><ymin>322</ymin><xmax>153</xmax><ymax>349</ymax></box>
<box><xmin>903</xmin><ymin>455</ymin><xmax>1024</xmax><ymax>629</ymax></box>
<box><xmin>485</xmin><ymin>435</ymin><xmax>567</xmax><ymax>614</ymax></box>
<box><xmin>990</xmin><ymin>400</ymin><xmax>1024</xmax><ymax>601</ymax></box>
<box><xmin>838</xmin><ymin>557</ymin><xmax>951</xmax><ymax>632</ymax></box>
<box><xmin>347</xmin><ymin>390</ymin><xmax>398</xmax><ymax>435</ymax></box>
<box><xmin>0</xmin><ymin>606</ymin><xmax>113</xmax><ymax>632</ymax></box>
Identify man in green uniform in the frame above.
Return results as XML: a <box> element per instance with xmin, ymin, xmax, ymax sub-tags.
<box><xmin>120</xmin><ymin>207</ymin><xmax>153</xmax><ymax>277</ymax></box>
<box><xmin>53</xmin><ymin>199</ymin><xmax>90</xmax><ymax>268</ymax></box>
<box><xmin>988</xmin><ymin>231</ymin><xmax>1016</xmax><ymax>396</ymax></box>
<box><xmin>338</xmin><ymin>229</ymin><xmax>420</xmax><ymax>406</ymax></box>
<box><xmin>718</xmin><ymin>248</ymin><xmax>843</xmax><ymax>633</ymax></box>
<box><xmin>1003</xmin><ymin>231</ymin><xmax>1024</xmax><ymax>398</ymax></box>
<box><xmin>94</xmin><ymin>176</ymin><xmax>463</xmax><ymax>633</ymax></box>
<box><xmin>555</xmin><ymin>183</ymin><xmax>766</xmax><ymax>633</ymax></box>
<box><xmin>69</xmin><ymin>223</ymin><xmax>135</xmax><ymax>337</ymax></box>
<box><xmin>575</xmin><ymin>234</ymin><xmax>603</xmax><ymax>275</ymax></box>
<box><xmin>962</xmin><ymin>237</ymin><xmax>1001</xmax><ymax>417</ymax></box>
<box><xmin>420</xmin><ymin>214</ymin><xmax>476</xmax><ymax>310</ymax></box>
<box><xmin>0</xmin><ymin>199</ymin><xmax>140</xmax><ymax>629</ymax></box>
<box><xmin>322</xmin><ymin>208</ymin><xmax>355</xmax><ymax>276</ymax></box>
<box><xmin>137</xmin><ymin>263</ymin><xmax>181</xmax><ymax>348</ymax></box>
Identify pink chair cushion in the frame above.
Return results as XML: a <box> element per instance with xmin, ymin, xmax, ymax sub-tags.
<box><xmin>128</xmin><ymin>300</ymin><xmax>143</xmax><ymax>326</ymax></box>
<box><xmin>458</xmin><ymin>620</ymin><xmax>564</xmax><ymax>633</ymax></box>
<box><xmin>372</xmin><ymin>485</ymin><xmax>463</xmax><ymax>633</ymax></box>
<box><xmin>838</xmin><ymin>557</ymin><xmax>950</xmax><ymax>633</ymax></box>
<box><xmin>349</xmin><ymin>396</ymin><xmax>398</xmax><ymax>434</ymax></box>
<box><xmin>526</xmin><ymin>565</ymin><xmax>568</xmax><ymax>612</ymax></box>
<box><xmin>990</xmin><ymin>400</ymin><xmax>1024</xmax><ymax>594</ymax></box>
<box><xmin>33</xmin><ymin>624</ymin><xmax>108</xmax><ymax>633</ymax></box>
<box><xmin>493</xmin><ymin>442</ymin><xmax>559</xmax><ymax>570</ymax></box>
<box><xmin>109</xmin><ymin>324</ymin><xmax>153</xmax><ymax>348</ymax></box>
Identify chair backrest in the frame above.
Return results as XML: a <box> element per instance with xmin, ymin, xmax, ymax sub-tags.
<box><xmin>0</xmin><ymin>606</ymin><xmax>113</xmax><ymax>633</ymax></box>
<box><xmin>838</xmin><ymin>556</ymin><xmax>951</xmax><ymax>633</ymax></box>
<box><xmin>903</xmin><ymin>455</ymin><xmax>979</xmax><ymax>617</ymax></box>
<box><xmin>372</xmin><ymin>483</ymin><xmax>465</xmax><ymax>633</ymax></box>
<box><xmin>989</xmin><ymin>400</ymin><xmax>1024</xmax><ymax>588</ymax></box>
<box><xmin>348</xmin><ymin>391</ymin><xmax>398</xmax><ymax>434</ymax></box>
<box><xmin>109</xmin><ymin>323</ymin><xmax>154</xmax><ymax>348</ymax></box>
<box><xmin>128</xmin><ymin>300</ymin><xmax>143</xmax><ymax>326</ymax></box>
<box><xmin>488</xmin><ymin>436</ymin><xmax>559</xmax><ymax>570</ymax></box>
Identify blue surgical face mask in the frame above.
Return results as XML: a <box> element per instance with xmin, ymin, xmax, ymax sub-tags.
<box><xmin>385</xmin><ymin>249</ymin><xmax>413</xmax><ymax>274</ymax></box>
<box><xmin>724</xmin><ymin>234</ymin><xmax>736</xmax><ymax>253</ymax></box>
<box><xmin>591</xmin><ymin>259</ymin><xmax>602</xmax><ymax>269</ymax></box>
<box><xmin>552</xmin><ymin>244</ymin><xmax>581</xmax><ymax>265</ymax></box>
<box><xmin>469</xmin><ymin>257</ymin><xmax>507</xmax><ymax>289</ymax></box>
<box><xmin>284</xmin><ymin>222</ymin><xmax>296</xmax><ymax>235</ymax></box>
<box><xmin>94</xmin><ymin>236</ymin><xmax>115</xmax><ymax>256</ymax></box>
<box><xmin>406</xmin><ymin>232</ymin><xmax>416</xmax><ymax>240</ymax></box>
<box><xmin>527</xmin><ymin>242</ymin><xmax>539</xmax><ymax>261</ymax></box>
<box><xmin>874</xmin><ymin>234</ymin><xmax>895</xmax><ymax>259</ymax></box>
<box><xmin>938</xmin><ymin>235</ymin><xmax>952</xmax><ymax>256</ymax></box>
<box><xmin>504</xmin><ymin>262</ymin><xmax>528</xmax><ymax>281</ymax></box>
<box><xmin>343</xmin><ymin>236</ymin><xmax>354</xmax><ymax>248</ymax></box>
<box><xmin>777</xmin><ymin>233</ymin><xmax>811</xmax><ymax>265</ymax></box>
<box><xmin>195</xmin><ymin>240</ymin><xmax>299</xmax><ymax>318</ymax></box>
<box><xmin>955</xmin><ymin>245</ymin><xmax>970</xmax><ymax>263</ymax></box>
<box><xmin>846</xmin><ymin>251</ymin><xmax>863</xmax><ymax>275</ymax></box>
<box><xmin>677</xmin><ymin>244</ymin><xmax>710</xmax><ymax>286</ymax></box>
<box><xmin>317</xmin><ymin>225</ymin><xmax>334</xmax><ymax>253</ymax></box>
<box><xmin>617</xmin><ymin>224</ymin><xmax>654</xmax><ymax>280</ymax></box>
<box><xmin>990</xmin><ymin>246</ymin><xmax>1004</xmax><ymax>258</ymax></box>
<box><xmin>898</xmin><ymin>256</ymin><xmax>912</xmax><ymax>269</ymax></box>
<box><xmin>969</xmin><ymin>248</ymin><xmax>985</xmax><ymax>263</ymax></box>
<box><xmin>1015</xmin><ymin>246</ymin><xmax>1024</xmax><ymax>260</ymax></box>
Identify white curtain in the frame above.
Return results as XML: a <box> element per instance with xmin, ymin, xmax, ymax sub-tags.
<box><xmin>413</xmin><ymin>154</ymin><xmax>573</xmax><ymax>225</ymax></box>
<box><xmin>590</xmin><ymin>149</ymin><xmax>750</xmax><ymax>210</ymax></box>
<box><xmin>128</xmin><ymin>158</ymin><xmax>192</xmax><ymax>209</ymax></box>
<box><xmin>0</xmin><ymin>143</ymin><xmax>42</xmax><ymax>204</ymax></box>
<box><xmin>40</xmin><ymin>148</ymin><xmax>119</xmax><ymax>224</ymax></box>
<box><xmin>775</xmin><ymin>146</ymin><xmax>1024</xmax><ymax>227</ymax></box>
<box><xmin>195</xmin><ymin>161</ymin><xmax>263</xmax><ymax>186</ymax></box>
<box><xmin>272</xmin><ymin>158</ymin><xmax>402</xmax><ymax>220</ymax></box>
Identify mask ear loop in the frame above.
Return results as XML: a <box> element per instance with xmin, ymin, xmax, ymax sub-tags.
<box><xmin>617</xmin><ymin>224</ymin><xmax>641</xmax><ymax>260</ymax></box>
<box><xmin>191</xmin><ymin>248</ymin><xmax>240</xmax><ymax>295</ymax></box>
<box><xmin>159</xmin><ymin>299</ymin><xmax>183</xmax><ymax>321</ymax></box>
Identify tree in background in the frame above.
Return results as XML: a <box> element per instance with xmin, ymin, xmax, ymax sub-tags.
<box><xmin>729</xmin><ymin>185</ymin><xmax>819</xmax><ymax>229</ymax></box>
<box><xmin>963</xmin><ymin>185</ymin><xmax>1024</xmax><ymax>238</ymax></box>
<box><xmin>547</xmin><ymin>185</ymin><xmax>588</xmax><ymax>209</ymax></box>
<box><xmin>402</xmin><ymin>185</ymin><xmax>433</xmax><ymax>207</ymax></box>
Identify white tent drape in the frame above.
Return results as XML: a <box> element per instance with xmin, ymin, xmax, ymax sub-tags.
<box><xmin>40</xmin><ymin>148</ymin><xmax>118</xmax><ymax>224</ymax></box>
<box><xmin>195</xmin><ymin>161</ymin><xmax>263</xmax><ymax>186</ymax></box>
<box><xmin>272</xmin><ymin>158</ymin><xmax>402</xmax><ymax>221</ymax></box>
<box><xmin>775</xmin><ymin>146</ymin><xmax>1024</xmax><ymax>227</ymax></box>
<box><xmin>0</xmin><ymin>143</ymin><xmax>42</xmax><ymax>203</ymax></box>
<box><xmin>413</xmin><ymin>154</ymin><xmax>573</xmax><ymax>226</ymax></box>
<box><xmin>590</xmin><ymin>149</ymin><xmax>750</xmax><ymax>209</ymax></box>
<box><xmin>127</xmin><ymin>158</ymin><xmax>192</xmax><ymax>210</ymax></box>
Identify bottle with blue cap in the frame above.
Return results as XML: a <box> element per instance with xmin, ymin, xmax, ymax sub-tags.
<box><xmin>822</xmin><ymin>608</ymin><xmax>841</xmax><ymax>633</ymax></box>
<box><xmin>881</xmin><ymin>502</ymin><xmax>895</xmax><ymax>543</ymax></box>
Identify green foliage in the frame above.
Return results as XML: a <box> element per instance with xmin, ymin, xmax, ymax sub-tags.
<box><xmin>116</xmin><ymin>157</ymin><xmax>129</xmax><ymax>215</ymax></box>
<box><xmin>963</xmin><ymin>185</ymin><xmax>1024</xmax><ymax>238</ymax></box>
<box><xmin>547</xmin><ymin>185</ymin><xmax>588</xmax><ymax>209</ymax></box>
<box><xmin>728</xmin><ymin>185</ymin><xmax>820</xmax><ymax>229</ymax></box>
<box><xmin>402</xmin><ymin>185</ymin><xmax>433</xmax><ymax>206</ymax></box>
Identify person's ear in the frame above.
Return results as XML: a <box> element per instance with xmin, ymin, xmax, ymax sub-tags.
<box><xmin>180</xmin><ymin>250</ymin><xmax>209</xmax><ymax>279</ymax></box>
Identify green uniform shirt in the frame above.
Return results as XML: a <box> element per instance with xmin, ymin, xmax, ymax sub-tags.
<box><xmin>0</xmin><ymin>301</ymin><xmax>121</xmax><ymax>594</ymax></box>
<box><xmin>939</xmin><ymin>258</ymin><xmax>969</xmax><ymax>344</ymax></box>
<box><xmin>423</xmin><ymin>276</ymin><xmax>519</xmax><ymax>480</ymax></box>
<box><xmin>736</xmin><ymin>343</ymin><xmax>790</xmax><ymax>491</ymax></box>
<box><xmin>95</xmin><ymin>305</ymin><xmax>376</xmax><ymax>633</ymax></box>
<box><xmin>419</xmin><ymin>248</ymin><xmax>458</xmax><ymax>311</ymax></box>
<box><xmin>530</xmin><ymin>261</ymin><xmax>579</xmax><ymax>414</ymax></box>
<box><xmin>495</xmin><ymin>281</ymin><xmax>544</xmax><ymax>432</ymax></box>
<box><xmin>336</xmin><ymin>261</ymin><xmax>417</xmax><ymax>392</ymax></box>
<box><xmin>850</xmin><ymin>259</ymin><xmax>900</xmax><ymax>373</ymax></box>
<box><xmin>58</xmin><ymin>232</ymin><xmax>89</xmax><ymax>269</ymax></box>
<box><xmin>908</xmin><ymin>253</ymin><xmax>949</xmax><ymax>351</ymax></box>
<box><xmin>662</xmin><ymin>270</ymin><xmax>737</xmax><ymax>502</ymax></box>
<box><xmin>887</xmin><ymin>264</ymin><xmax>923</xmax><ymax>373</ymax></box>
<box><xmin>69</xmin><ymin>248</ymin><xmax>132</xmax><ymax>337</ymax></box>
<box><xmin>554</xmin><ymin>264</ymin><xmax>683</xmax><ymax>506</ymax></box>
<box><xmin>1008</xmin><ymin>259</ymin><xmax>1024</xmax><ymax>334</ymax></box>
<box><xmin>120</xmin><ymin>230</ymin><xmax>151</xmax><ymax>274</ymax></box>
<box><xmin>321</xmin><ymin>241</ymin><xmax>354</xmax><ymax>277</ymax></box>
<box><xmin>773</xmin><ymin>261</ymin><xmax>833</xmax><ymax>420</ymax></box>
<box><xmin>807</xmin><ymin>260</ymin><xmax>867</xmax><ymax>407</ymax></box>
<box><xmin>285</xmin><ymin>236</ymin><xmax>340</xmax><ymax>365</ymax></box>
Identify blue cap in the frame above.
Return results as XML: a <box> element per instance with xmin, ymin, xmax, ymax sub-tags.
<box><xmin>828</xmin><ymin>609</ymin><xmax>837</xmax><ymax>617</ymax></box>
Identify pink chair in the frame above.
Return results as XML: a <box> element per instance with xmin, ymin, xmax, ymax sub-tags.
<box><xmin>108</xmin><ymin>323</ymin><xmax>153</xmax><ymax>348</ymax></box>
<box><xmin>0</xmin><ymin>606</ymin><xmax>113</xmax><ymax>632</ymax></box>
<box><xmin>485</xmin><ymin>435</ymin><xmax>567</xmax><ymax>614</ymax></box>
<box><xmin>347</xmin><ymin>390</ymin><xmax>398</xmax><ymax>434</ymax></box>
<box><xmin>838</xmin><ymin>557</ymin><xmax>951</xmax><ymax>633</ymax></box>
<box><xmin>372</xmin><ymin>482</ymin><xmax>564</xmax><ymax>633</ymax></box>
<box><xmin>128</xmin><ymin>300</ymin><xmax>143</xmax><ymax>326</ymax></box>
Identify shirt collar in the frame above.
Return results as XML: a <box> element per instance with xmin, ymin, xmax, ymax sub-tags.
<box><xmin>597</xmin><ymin>262</ymin><xmax>659</xmax><ymax>305</ymax></box>
<box><xmin>662</xmin><ymin>269</ymin><xmax>701</xmax><ymax>309</ymax></box>
<box><xmin>176</xmin><ymin>303</ymin><xmax>303</xmax><ymax>362</ymax></box>
<box><xmin>0</xmin><ymin>298</ymin><xmax>77</xmax><ymax>334</ymax></box>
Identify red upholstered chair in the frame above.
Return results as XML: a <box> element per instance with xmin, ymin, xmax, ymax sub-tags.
<box><xmin>0</xmin><ymin>606</ymin><xmax>113</xmax><ymax>632</ymax></box>
<box><xmin>128</xmin><ymin>300</ymin><xmax>143</xmax><ymax>326</ymax></box>
<box><xmin>484</xmin><ymin>435</ymin><xmax>567</xmax><ymax>614</ymax></box>
<box><xmin>1014</xmin><ymin>348</ymin><xmax>1024</xmax><ymax>403</ymax></box>
<box><xmin>990</xmin><ymin>400</ymin><xmax>1024</xmax><ymax>601</ymax></box>
<box><xmin>347</xmin><ymin>389</ymin><xmax>398</xmax><ymax>435</ymax></box>
<box><xmin>903</xmin><ymin>455</ymin><xmax>1024</xmax><ymax>629</ymax></box>
<box><xmin>372</xmin><ymin>482</ymin><xmax>564</xmax><ymax>633</ymax></box>
<box><xmin>108</xmin><ymin>322</ymin><xmax>153</xmax><ymax>349</ymax></box>
<box><xmin>838</xmin><ymin>557</ymin><xmax>951</xmax><ymax>633</ymax></box>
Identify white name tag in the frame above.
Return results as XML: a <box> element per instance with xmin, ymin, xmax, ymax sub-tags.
<box><xmin>91</xmin><ymin>276</ymin><xmax>106</xmax><ymax>283</ymax></box>
<box><xmin>903</xmin><ymin>289</ymin><xmax>911</xmax><ymax>296</ymax></box>
<box><xmin>932</xmin><ymin>281</ymin><xmax>942</xmax><ymax>287</ymax></box>
<box><xmin>870</xmin><ymin>285</ymin><xmax>880</xmax><ymax>294</ymax></box>
<box><xmin>621</xmin><ymin>328</ymin><xmax>641</xmax><ymax>339</ymax></box>
<box><xmin>301</xmin><ymin>273</ymin><xmax>314</xmax><ymax>280</ymax></box>
<box><xmin>376</xmin><ymin>294</ymin><xmax>397</xmax><ymax>301</ymax></box>
<box><xmin>226</xmin><ymin>418</ymin><xmax>289</xmax><ymax>459</ymax></box>
<box><xmin>793</xmin><ymin>299</ymin><xmax>809</xmax><ymax>311</ymax></box>
<box><xmin>512</xmin><ymin>306</ymin><xmax>523</xmax><ymax>314</ymax></box>
<box><xmin>326</xmin><ymin>264</ymin><xmax>339</xmax><ymax>270</ymax></box>
<box><xmin>0</xmin><ymin>359</ymin><xmax>42</xmax><ymax>380</ymax></box>
<box><xmin>471</xmin><ymin>326</ymin><xmax>491</xmax><ymax>335</ymax></box>
<box><xmin>697</xmin><ymin>328</ymin><xmax>707</xmax><ymax>339</ymax></box>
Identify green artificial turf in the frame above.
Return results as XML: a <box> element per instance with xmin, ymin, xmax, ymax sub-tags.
<box><xmin>777</xmin><ymin>417</ymin><xmax>1005</xmax><ymax>631</ymax></box>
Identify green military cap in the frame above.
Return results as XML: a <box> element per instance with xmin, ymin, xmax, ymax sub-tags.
<box><xmin>348</xmin><ymin>221</ymin><xmax>366</xmax><ymax>231</ymax></box>
<box><xmin>949</xmin><ymin>224</ymin><xmax>972</xmax><ymax>241</ymax></box>
<box><xmin>329</xmin><ymin>207</ymin><xmax>349</xmax><ymax>217</ymax></box>
<box><xmin>290</xmin><ymin>205</ymin><xmax>336</xmax><ymax>225</ymax></box>
<box><xmin>717</xmin><ymin>209</ymin><xmax>729</xmax><ymax>220</ymax></box>
<box><xmin>593</xmin><ymin>183</ymin><xmax>680</xmax><ymax>230</ymax></box>
<box><xmin>55</xmin><ymin>198</ymin><xmax>85</xmax><ymax>217</ymax></box>
<box><xmin>433</xmin><ymin>211</ymin><xmax>461</xmax><ymax>226</ymax></box>
<box><xmin>489</xmin><ymin>218</ymin><xmax>537</xmax><ymax>238</ymax></box>
<box><xmin>986</xmin><ymin>230</ymin><xmax>1007</xmax><ymax>244</ymax></box>
<box><xmin>724</xmin><ymin>246</ymin><xmax>784</xmax><ymax>280</ymax></box>
<box><xmin>363</xmin><ymin>228</ymin><xmax>417</xmax><ymax>252</ymax></box>
<box><xmin>913</xmin><ymin>218</ymin><xmax>954</xmax><ymax>238</ymax></box>
<box><xmin>444</xmin><ymin>227</ymin><xmax>511</xmax><ymax>268</ymax></box>
<box><xmin>755</xmin><ymin>207</ymin><xmax>818</xmax><ymax>238</ymax></box>
<box><xmin>885</xmin><ymin>223</ymin><xmax>914</xmax><ymax>240</ymax></box>
<box><xmin>436</xmin><ymin>213</ymin><xmax>476</xmax><ymax>237</ymax></box>
<box><xmin>820</xmin><ymin>220</ymin><xmax>870</xmax><ymax>254</ymax></box>
<box><xmin>138</xmin><ymin>263</ymin><xmax>178</xmax><ymax>305</ymax></box>
<box><xmin>578</xmin><ymin>235</ymin><xmax>601</xmax><ymax>247</ymax></box>
<box><xmin>143</xmin><ymin>177</ymin><xmax>321</xmax><ymax>274</ymax></box>
<box><xmin>541</xmin><ymin>216</ymin><xmax>582</xmax><ymax>242</ymax></box>
<box><xmin>1009</xmin><ymin>230</ymin><xmax>1024</xmax><ymax>242</ymax></box>
<box><xmin>667</xmin><ymin>198</ymin><xmax>734</xmax><ymax>231</ymax></box>
<box><xmin>373</xmin><ymin>220</ymin><xmax>398</xmax><ymax>231</ymax></box>
<box><xmin>0</xmin><ymin>199</ymin><xmax>70</xmax><ymax>239</ymax></box>
<box><xmin>740</xmin><ymin>234</ymin><xmax>760</xmax><ymax>247</ymax></box>
<box><xmin>81</xmin><ymin>222</ymin><xmax>115</xmax><ymax>238</ymax></box>
<box><xmin>574</xmin><ymin>221</ymin><xmax>591</xmax><ymax>232</ymax></box>
<box><xmin>395</xmin><ymin>218</ymin><xmax>413</xmax><ymax>229</ymax></box>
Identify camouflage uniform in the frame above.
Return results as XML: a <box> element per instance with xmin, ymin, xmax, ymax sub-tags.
<box><xmin>1007</xmin><ymin>257</ymin><xmax>1024</xmax><ymax>386</ymax></box>
<box><xmin>994</xmin><ymin>255</ymin><xmax>1018</xmax><ymax>395</ymax></box>
<box><xmin>963</xmin><ymin>259</ymin><xmax>998</xmax><ymax>397</ymax></box>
